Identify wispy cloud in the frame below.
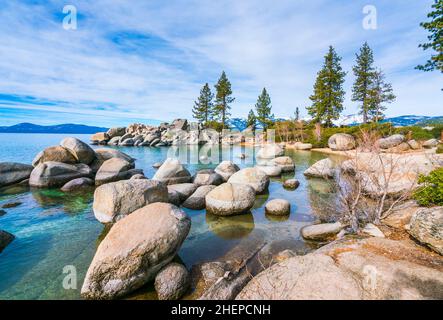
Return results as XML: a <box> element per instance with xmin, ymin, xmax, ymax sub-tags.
<box><xmin>0</xmin><ymin>0</ymin><xmax>441</xmax><ymax>126</ymax></box>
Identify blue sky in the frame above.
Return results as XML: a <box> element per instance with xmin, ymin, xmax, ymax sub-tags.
<box><xmin>0</xmin><ymin>0</ymin><xmax>441</xmax><ymax>127</ymax></box>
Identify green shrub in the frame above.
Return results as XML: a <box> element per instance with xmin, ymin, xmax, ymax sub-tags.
<box><xmin>393</xmin><ymin>126</ymin><xmax>434</xmax><ymax>141</ymax></box>
<box><xmin>413</xmin><ymin>168</ymin><xmax>443</xmax><ymax>207</ymax></box>
<box><xmin>437</xmin><ymin>144</ymin><xmax>443</xmax><ymax>154</ymax></box>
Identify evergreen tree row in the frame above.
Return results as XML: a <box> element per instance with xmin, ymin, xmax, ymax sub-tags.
<box><xmin>308</xmin><ymin>42</ymin><xmax>396</xmax><ymax>127</ymax></box>
<box><xmin>192</xmin><ymin>72</ymin><xmax>275</xmax><ymax>130</ymax></box>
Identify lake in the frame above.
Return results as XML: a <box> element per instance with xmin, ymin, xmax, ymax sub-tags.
<box><xmin>0</xmin><ymin>133</ymin><xmax>336</xmax><ymax>299</ymax></box>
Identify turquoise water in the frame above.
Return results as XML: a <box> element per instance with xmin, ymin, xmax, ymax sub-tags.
<box><xmin>0</xmin><ymin>133</ymin><xmax>334</xmax><ymax>300</ymax></box>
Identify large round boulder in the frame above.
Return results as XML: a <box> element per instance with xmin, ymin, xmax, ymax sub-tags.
<box><xmin>94</xmin><ymin>148</ymin><xmax>134</xmax><ymax>163</ymax></box>
<box><xmin>95</xmin><ymin>158</ymin><xmax>140</xmax><ymax>186</ymax></box>
<box><xmin>283</xmin><ymin>179</ymin><xmax>300</xmax><ymax>190</ymax></box>
<box><xmin>304</xmin><ymin>158</ymin><xmax>335</xmax><ymax>179</ymax></box>
<box><xmin>81</xmin><ymin>203</ymin><xmax>191</xmax><ymax>299</ymax></box>
<box><xmin>182</xmin><ymin>185</ymin><xmax>216</xmax><ymax>210</ymax></box>
<box><xmin>328</xmin><ymin>133</ymin><xmax>356</xmax><ymax>151</ymax></box>
<box><xmin>0</xmin><ymin>162</ymin><xmax>33</xmax><ymax>188</ymax></box>
<box><xmin>60</xmin><ymin>137</ymin><xmax>96</xmax><ymax>164</ymax></box>
<box><xmin>0</xmin><ymin>230</ymin><xmax>15</xmax><ymax>253</ymax></box>
<box><xmin>32</xmin><ymin>146</ymin><xmax>77</xmax><ymax>167</ymax></box>
<box><xmin>214</xmin><ymin>161</ymin><xmax>240</xmax><ymax>182</ymax></box>
<box><xmin>29</xmin><ymin>161</ymin><xmax>93</xmax><ymax>188</ymax></box>
<box><xmin>228</xmin><ymin>168</ymin><xmax>270</xmax><ymax>194</ymax></box>
<box><xmin>256</xmin><ymin>144</ymin><xmax>284</xmax><ymax>159</ymax></box>
<box><xmin>377</xmin><ymin>134</ymin><xmax>405</xmax><ymax>149</ymax></box>
<box><xmin>93</xmin><ymin>179</ymin><xmax>168</xmax><ymax>223</ymax></box>
<box><xmin>154</xmin><ymin>263</ymin><xmax>190</xmax><ymax>300</ymax></box>
<box><xmin>152</xmin><ymin>158</ymin><xmax>191</xmax><ymax>185</ymax></box>
<box><xmin>205</xmin><ymin>183</ymin><xmax>256</xmax><ymax>216</ymax></box>
<box><xmin>192</xmin><ymin>170</ymin><xmax>223</xmax><ymax>186</ymax></box>
<box><xmin>270</xmin><ymin>156</ymin><xmax>295</xmax><ymax>172</ymax></box>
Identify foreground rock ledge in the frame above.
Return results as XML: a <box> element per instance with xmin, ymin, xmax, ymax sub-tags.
<box><xmin>82</xmin><ymin>203</ymin><xmax>191</xmax><ymax>300</ymax></box>
<box><xmin>237</xmin><ymin>237</ymin><xmax>443</xmax><ymax>300</ymax></box>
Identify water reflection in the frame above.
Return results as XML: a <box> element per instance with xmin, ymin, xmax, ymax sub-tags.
<box><xmin>206</xmin><ymin>213</ymin><xmax>255</xmax><ymax>239</ymax></box>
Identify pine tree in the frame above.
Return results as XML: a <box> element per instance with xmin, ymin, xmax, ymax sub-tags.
<box><xmin>214</xmin><ymin>71</ymin><xmax>235</xmax><ymax>129</ymax></box>
<box><xmin>192</xmin><ymin>83</ymin><xmax>214</xmax><ymax>124</ymax></box>
<box><xmin>295</xmin><ymin>107</ymin><xmax>300</xmax><ymax>121</ymax></box>
<box><xmin>246</xmin><ymin>109</ymin><xmax>256</xmax><ymax>129</ymax></box>
<box><xmin>352</xmin><ymin>42</ymin><xmax>376</xmax><ymax>124</ymax></box>
<box><xmin>307</xmin><ymin>46</ymin><xmax>346</xmax><ymax>127</ymax></box>
<box><xmin>417</xmin><ymin>0</ymin><xmax>443</xmax><ymax>73</ymax></box>
<box><xmin>255</xmin><ymin>88</ymin><xmax>274</xmax><ymax>130</ymax></box>
<box><xmin>367</xmin><ymin>69</ymin><xmax>396</xmax><ymax>123</ymax></box>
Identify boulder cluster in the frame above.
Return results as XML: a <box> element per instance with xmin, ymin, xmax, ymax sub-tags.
<box><xmin>90</xmin><ymin>119</ymin><xmax>260</xmax><ymax>147</ymax></box>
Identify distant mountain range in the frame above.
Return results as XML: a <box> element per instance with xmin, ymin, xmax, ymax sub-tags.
<box><xmin>0</xmin><ymin>123</ymin><xmax>109</xmax><ymax>134</ymax></box>
<box><xmin>335</xmin><ymin>115</ymin><xmax>443</xmax><ymax>127</ymax></box>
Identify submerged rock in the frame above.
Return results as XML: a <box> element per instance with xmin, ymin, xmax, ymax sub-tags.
<box><xmin>408</xmin><ymin>207</ymin><xmax>443</xmax><ymax>255</ymax></box>
<box><xmin>81</xmin><ymin>203</ymin><xmax>191</xmax><ymax>299</ymax></box>
<box><xmin>228</xmin><ymin>168</ymin><xmax>270</xmax><ymax>194</ymax></box>
<box><xmin>93</xmin><ymin>179</ymin><xmax>168</xmax><ymax>223</ymax></box>
<box><xmin>60</xmin><ymin>137</ymin><xmax>96</xmax><ymax>165</ymax></box>
<box><xmin>270</xmin><ymin>156</ymin><xmax>295</xmax><ymax>172</ymax></box>
<box><xmin>214</xmin><ymin>161</ymin><xmax>240</xmax><ymax>182</ymax></box>
<box><xmin>155</xmin><ymin>263</ymin><xmax>190</xmax><ymax>300</ymax></box>
<box><xmin>205</xmin><ymin>183</ymin><xmax>256</xmax><ymax>216</ymax></box>
<box><xmin>283</xmin><ymin>179</ymin><xmax>300</xmax><ymax>190</ymax></box>
<box><xmin>256</xmin><ymin>144</ymin><xmax>284</xmax><ymax>159</ymax></box>
<box><xmin>0</xmin><ymin>162</ymin><xmax>33</xmax><ymax>188</ymax></box>
<box><xmin>182</xmin><ymin>185</ymin><xmax>216</xmax><ymax>210</ymax></box>
<box><xmin>301</xmin><ymin>222</ymin><xmax>344</xmax><ymax>241</ymax></box>
<box><xmin>152</xmin><ymin>158</ymin><xmax>191</xmax><ymax>185</ymax></box>
<box><xmin>32</xmin><ymin>146</ymin><xmax>77</xmax><ymax>167</ymax></box>
<box><xmin>265</xmin><ymin>199</ymin><xmax>290</xmax><ymax>216</ymax></box>
<box><xmin>304</xmin><ymin>158</ymin><xmax>335</xmax><ymax>179</ymax></box>
<box><xmin>29</xmin><ymin>161</ymin><xmax>93</xmax><ymax>188</ymax></box>
<box><xmin>0</xmin><ymin>230</ymin><xmax>15</xmax><ymax>253</ymax></box>
<box><xmin>61</xmin><ymin>177</ymin><xmax>94</xmax><ymax>192</ymax></box>
<box><xmin>328</xmin><ymin>133</ymin><xmax>356</xmax><ymax>151</ymax></box>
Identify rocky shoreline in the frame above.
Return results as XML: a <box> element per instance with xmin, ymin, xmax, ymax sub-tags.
<box><xmin>0</xmin><ymin>127</ymin><xmax>442</xmax><ymax>300</ymax></box>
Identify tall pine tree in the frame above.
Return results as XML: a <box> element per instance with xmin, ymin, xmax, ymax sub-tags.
<box><xmin>307</xmin><ymin>46</ymin><xmax>346</xmax><ymax>127</ymax></box>
<box><xmin>255</xmin><ymin>88</ymin><xmax>274</xmax><ymax>130</ymax></box>
<box><xmin>417</xmin><ymin>0</ymin><xmax>443</xmax><ymax>73</ymax></box>
<box><xmin>367</xmin><ymin>69</ymin><xmax>396</xmax><ymax>123</ymax></box>
<box><xmin>192</xmin><ymin>83</ymin><xmax>214</xmax><ymax>124</ymax></box>
<box><xmin>352</xmin><ymin>42</ymin><xmax>375</xmax><ymax>124</ymax></box>
<box><xmin>246</xmin><ymin>109</ymin><xmax>256</xmax><ymax>129</ymax></box>
<box><xmin>214</xmin><ymin>71</ymin><xmax>235</xmax><ymax>129</ymax></box>
<box><xmin>295</xmin><ymin>107</ymin><xmax>300</xmax><ymax>121</ymax></box>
